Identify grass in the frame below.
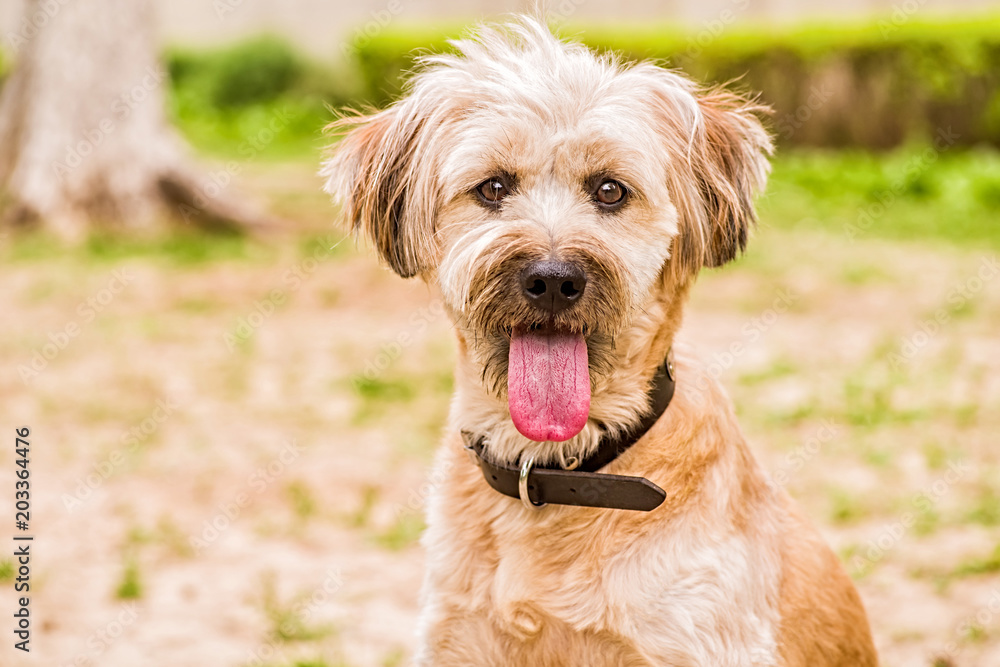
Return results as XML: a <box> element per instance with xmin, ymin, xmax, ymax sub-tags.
<box><xmin>828</xmin><ymin>487</ymin><xmax>872</xmax><ymax>524</ymax></box>
<box><xmin>345</xmin><ymin>484</ymin><xmax>426</xmax><ymax>551</ymax></box>
<box><xmin>256</xmin><ymin>659</ymin><xmax>346</xmax><ymax>667</ymax></box>
<box><xmin>116</xmin><ymin>559</ymin><xmax>143</xmax><ymax>600</ymax></box>
<box><xmin>374</xmin><ymin>513</ymin><xmax>426</xmax><ymax>552</ymax></box>
<box><xmin>736</xmin><ymin>358</ymin><xmax>798</xmax><ymax>386</ymax></box>
<box><xmin>347</xmin><ymin>365</ymin><xmax>454</xmax><ymax>451</ymax></box>
<box><xmin>259</xmin><ymin>573</ymin><xmax>335</xmax><ymax>643</ymax></box>
<box><xmin>759</xmin><ymin>146</ymin><xmax>1000</xmax><ymax>250</ymax></box>
<box><xmin>967</xmin><ymin>488</ymin><xmax>1000</xmax><ymax>526</ymax></box>
<box><xmin>952</xmin><ymin>545</ymin><xmax>1000</xmax><ymax>578</ymax></box>
<box><xmin>287</xmin><ymin>480</ymin><xmax>318</xmax><ymax>520</ymax></box>
<box><xmin>2</xmin><ymin>229</ymin><xmax>269</xmax><ymax>265</ymax></box>
<box><xmin>349</xmin><ymin>485</ymin><xmax>379</xmax><ymax>529</ymax></box>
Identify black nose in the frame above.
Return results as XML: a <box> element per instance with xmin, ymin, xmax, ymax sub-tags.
<box><xmin>520</xmin><ymin>260</ymin><xmax>587</xmax><ymax>315</ymax></box>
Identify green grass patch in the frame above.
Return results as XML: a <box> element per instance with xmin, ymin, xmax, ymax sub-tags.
<box><xmin>966</xmin><ymin>481</ymin><xmax>1000</xmax><ymax>526</ymax></box>
<box><xmin>165</xmin><ymin>36</ymin><xmax>357</xmax><ymax>160</ymax></box>
<box><xmin>116</xmin><ymin>559</ymin><xmax>143</xmax><ymax>600</ymax></box>
<box><xmin>921</xmin><ymin>440</ymin><xmax>953</xmax><ymax>471</ymax></box>
<box><xmin>2</xmin><ymin>229</ymin><xmax>273</xmax><ymax>266</ymax></box>
<box><xmin>839</xmin><ymin>262</ymin><xmax>896</xmax><ymax>286</ymax></box>
<box><xmin>761</xmin><ymin>146</ymin><xmax>1000</xmax><ymax>249</ymax></box>
<box><xmin>259</xmin><ymin>573</ymin><xmax>335</xmax><ymax>642</ymax></box>
<box><xmin>951</xmin><ymin>544</ymin><xmax>1000</xmax><ymax>578</ymax></box>
<box><xmin>349</xmin><ymin>485</ymin><xmax>379</xmax><ymax>529</ymax></box>
<box><xmin>286</xmin><ymin>480</ymin><xmax>317</xmax><ymax>520</ymax></box>
<box><xmin>349</xmin><ymin>368</ymin><xmax>453</xmax><ymax>427</ymax></box>
<box><xmin>840</xmin><ymin>372</ymin><xmax>925</xmax><ymax>429</ymax></box>
<box><xmin>827</xmin><ymin>487</ymin><xmax>871</xmax><ymax>524</ymax></box>
<box><xmin>374</xmin><ymin>512</ymin><xmax>425</xmax><ymax>552</ymax></box>
<box><xmin>350</xmin><ymin>376</ymin><xmax>418</xmax><ymax>424</ymax></box>
<box><xmin>736</xmin><ymin>358</ymin><xmax>798</xmax><ymax>386</ymax></box>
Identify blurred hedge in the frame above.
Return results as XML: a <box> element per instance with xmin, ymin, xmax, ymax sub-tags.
<box><xmin>345</xmin><ymin>16</ymin><xmax>1000</xmax><ymax>150</ymax></box>
<box><xmin>5</xmin><ymin>18</ymin><xmax>995</xmax><ymax>152</ymax></box>
<box><xmin>163</xmin><ymin>36</ymin><xmax>362</xmax><ymax>156</ymax></box>
<box><xmin>168</xmin><ymin>36</ymin><xmax>306</xmax><ymax>109</ymax></box>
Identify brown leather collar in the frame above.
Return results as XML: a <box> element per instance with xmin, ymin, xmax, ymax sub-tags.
<box><xmin>461</xmin><ymin>353</ymin><xmax>675</xmax><ymax>512</ymax></box>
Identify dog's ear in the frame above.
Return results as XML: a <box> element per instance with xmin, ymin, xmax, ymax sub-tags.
<box><xmin>660</xmin><ymin>86</ymin><xmax>772</xmax><ymax>277</ymax></box>
<box><xmin>321</xmin><ymin>97</ymin><xmax>444</xmax><ymax>278</ymax></box>
<box><xmin>694</xmin><ymin>92</ymin><xmax>772</xmax><ymax>268</ymax></box>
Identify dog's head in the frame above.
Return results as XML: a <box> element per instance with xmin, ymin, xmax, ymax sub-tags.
<box><xmin>323</xmin><ymin>18</ymin><xmax>771</xmax><ymax>456</ymax></box>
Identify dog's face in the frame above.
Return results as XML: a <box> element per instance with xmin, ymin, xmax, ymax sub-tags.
<box><xmin>324</xmin><ymin>19</ymin><xmax>771</xmax><ymax>450</ymax></box>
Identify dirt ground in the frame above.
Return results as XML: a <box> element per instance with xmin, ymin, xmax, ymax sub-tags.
<box><xmin>1</xmin><ymin>161</ymin><xmax>999</xmax><ymax>667</ymax></box>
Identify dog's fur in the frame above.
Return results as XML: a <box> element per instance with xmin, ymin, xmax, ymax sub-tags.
<box><xmin>323</xmin><ymin>17</ymin><xmax>878</xmax><ymax>666</ymax></box>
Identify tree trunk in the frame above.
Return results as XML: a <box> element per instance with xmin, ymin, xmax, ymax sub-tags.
<box><xmin>0</xmin><ymin>0</ymin><xmax>277</xmax><ymax>239</ymax></box>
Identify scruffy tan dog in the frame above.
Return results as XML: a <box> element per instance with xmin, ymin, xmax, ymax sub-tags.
<box><xmin>323</xmin><ymin>16</ymin><xmax>877</xmax><ymax>666</ymax></box>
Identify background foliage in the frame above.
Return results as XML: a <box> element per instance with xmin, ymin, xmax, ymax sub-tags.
<box><xmin>144</xmin><ymin>18</ymin><xmax>1000</xmax><ymax>251</ymax></box>
<box><xmin>344</xmin><ymin>16</ymin><xmax>1000</xmax><ymax>149</ymax></box>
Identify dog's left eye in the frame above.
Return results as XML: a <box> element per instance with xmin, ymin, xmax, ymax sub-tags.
<box><xmin>475</xmin><ymin>177</ymin><xmax>510</xmax><ymax>206</ymax></box>
<box><xmin>594</xmin><ymin>180</ymin><xmax>626</xmax><ymax>207</ymax></box>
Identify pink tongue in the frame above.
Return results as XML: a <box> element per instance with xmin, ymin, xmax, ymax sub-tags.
<box><xmin>507</xmin><ymin>330</ymin><xmax>590</xmax><ymax>442</ymax></box>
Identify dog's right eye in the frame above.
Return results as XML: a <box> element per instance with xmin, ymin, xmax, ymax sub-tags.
<box><xmin>475</xmin><ymin>177</ymin><xmax>510</xmax><ymax>206</ymax></box>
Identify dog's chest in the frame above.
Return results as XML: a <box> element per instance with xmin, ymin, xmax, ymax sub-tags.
<box><xmin>425</xmin><ymin>499</ymin><xmax>781</xmax><ymax>666</ymax></box>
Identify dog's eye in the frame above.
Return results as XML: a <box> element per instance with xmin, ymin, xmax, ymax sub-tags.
<box><xmin>476</xmin><ymin>177</ymin><xmax>510</xmax><ymax>206</ymax></box>
<box><xmin>595</xmin><ymin>180</ymin><xmax>626</xmax><ymax>207</ymax></box>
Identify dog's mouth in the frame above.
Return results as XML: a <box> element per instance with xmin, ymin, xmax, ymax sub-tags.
<box><xmin>507</xmin><ymin>322</ymin><xmax>590</xmax><ymax>443</ymax></box>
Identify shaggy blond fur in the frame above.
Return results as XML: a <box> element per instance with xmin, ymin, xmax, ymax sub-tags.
<box><xmin>323</xmin><ymin>16</ymin><xmax>877</xmax><ymax>666</ymax></box>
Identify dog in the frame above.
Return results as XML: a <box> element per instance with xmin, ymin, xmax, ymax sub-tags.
<box><xmin>323</xmin><ymin>16</ymin><xmax>878</xmax><ymax>666</ymax></box>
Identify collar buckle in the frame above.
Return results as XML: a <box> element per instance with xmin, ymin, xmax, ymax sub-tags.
<box><xmin>518</xmin><ymin>456</ymin><xmax>545</xmax><ymax>510</ymax></box>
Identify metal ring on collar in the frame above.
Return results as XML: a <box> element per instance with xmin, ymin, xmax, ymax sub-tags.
<box><xmin>518</xmin><ymin>456</ymin><xmax>545</xmax><ymax>510</ymax></box>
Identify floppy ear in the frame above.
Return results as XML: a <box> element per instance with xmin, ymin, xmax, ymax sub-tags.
<box><xmin>694</xmin><ymin>92</ymin><xmax>772</xmax><ymax>268</ymax></box>
<box><xmin>321</xmin><ymin>97</ymin><xmax>443</xmax><ymax>278</ymax></box>
<box><xmin>661</xmin><ymin>86</ymin><xmax>772</xmax><ymax>278</ymax></box>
